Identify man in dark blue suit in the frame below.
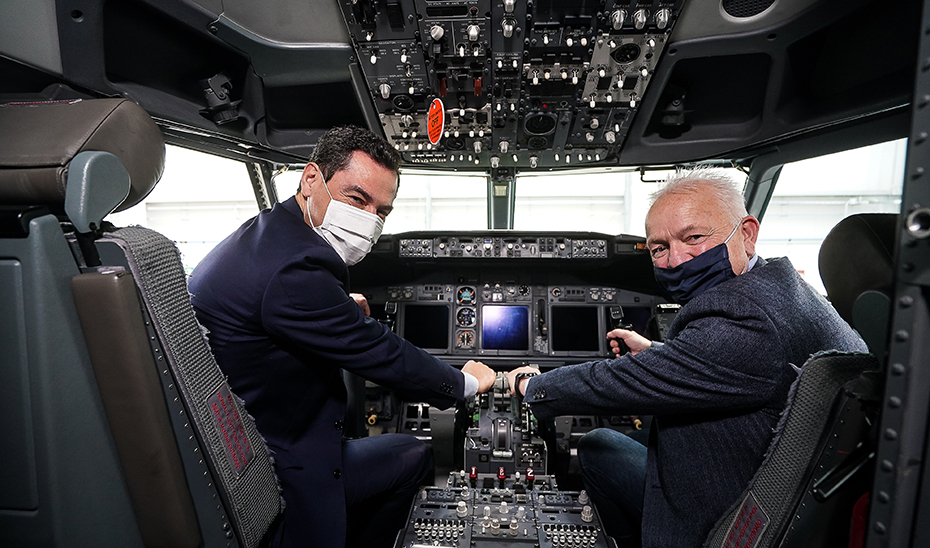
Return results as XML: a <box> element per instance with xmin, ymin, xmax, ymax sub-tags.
<box><xmin>508</xmin><ymin>171</ymin><xmax>867</xmax><ymax>547</ymax></box>
<box><xmin>189</xmin><ymin>126</ymin><xmax>495</xmax><ymax>548</ymax></box>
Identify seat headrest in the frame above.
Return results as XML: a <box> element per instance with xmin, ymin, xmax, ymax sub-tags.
<box><xmin>818</xmin><ymin>213</ymin><xmax>898</xmax><ymax>323</ymax></box>
<box><xmin>0</xmin><ymin>98</ymin><xmax>165</xmax><ymax>212</ymax></box>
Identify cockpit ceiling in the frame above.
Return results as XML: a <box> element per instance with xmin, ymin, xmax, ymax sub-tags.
<box><xmin>0</xmin><ymin>0</ymin><xmax>918</xmax><ymax>168</ymax></box>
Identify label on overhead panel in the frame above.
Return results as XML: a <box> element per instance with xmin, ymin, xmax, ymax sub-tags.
<box><xmin>427</xmin><ymin>98</ymin><xmax>444</xmax><ymax>145</ymax></box>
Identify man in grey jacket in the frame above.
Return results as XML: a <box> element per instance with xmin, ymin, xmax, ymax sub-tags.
<box><xmin>507</xmin><ymin>171</ymin><xmax>867</xmax><ymax>547</ymax></box>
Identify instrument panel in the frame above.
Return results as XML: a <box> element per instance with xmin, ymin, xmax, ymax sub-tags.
<box><xmin>399</xmin><ymin>236</ymin><xmax>607</xmax><ymax>259</ymax></box>
<box><xmin>385</xmin><ymin>281</ymin><xmax>661</xmax><ymax>359</ymax></box>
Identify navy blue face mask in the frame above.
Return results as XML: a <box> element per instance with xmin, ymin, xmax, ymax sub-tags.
<box><xmin>653</xmin><ymin>222</ymin><xmax>743</xmax><ymax>304</ymax></box>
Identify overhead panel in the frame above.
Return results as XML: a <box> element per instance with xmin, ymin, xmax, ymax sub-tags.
<box><xmin>336</xmin><ymin>0</ymin><xmax>684</xmax><ymax>170</ymax></box>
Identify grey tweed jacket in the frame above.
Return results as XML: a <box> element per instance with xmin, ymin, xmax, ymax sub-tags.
<box><xmin>523</xmin><ymin>257</ymin><xmax>867</xmax><ymax>547</ymax></box>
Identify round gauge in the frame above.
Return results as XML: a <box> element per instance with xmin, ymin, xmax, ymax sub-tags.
<box><xmin>456</xmin><ymin>307</ymin><xmax>476</xmax><ymax>327</ymax></box>
<box><xmin>456</xmin><ymin>330</ymin><xmax>476</xmax><ymax>349</ymax></box>
<box><xmin>456</xmin><ymin>286</ymin><xmax>477</xmax><ymax>305</ymax></box>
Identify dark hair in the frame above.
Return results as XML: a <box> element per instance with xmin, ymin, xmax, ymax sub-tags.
<box><xmin>308</xmin><ymin>125</ymin><xmax>401</xmax><ymax>184</ymax></box>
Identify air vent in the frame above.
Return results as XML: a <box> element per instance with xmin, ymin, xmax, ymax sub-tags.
<box><xmin>722</xmin><ymin>0</ymin><xmax>776</xmax><ymax>18</ymax></box>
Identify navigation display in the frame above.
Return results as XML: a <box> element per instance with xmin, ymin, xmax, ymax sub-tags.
<box><xmin>550</xmin><ymin>306</ymin><xmax>600</xmax><ymax>352</ymax></box>
<box><xmin>403</xmin><ymin>304</ymin><xmax>450</xmax><ymax>350</ymax></box>
<box><xmin>481</xmin><ymin>305</ymin><xmax>529</xmax><ymax>351</ymax></box>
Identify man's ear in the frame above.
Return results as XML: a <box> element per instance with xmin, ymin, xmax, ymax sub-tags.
<box><xmin>300</xmin><ymin>162</ymin><xmax>320</xmax><ymax>197</ymax></box>
<box><xmin>741</xmin><ymin>215</ymin><xmax>760</xmax><ymax>257</ymax></box>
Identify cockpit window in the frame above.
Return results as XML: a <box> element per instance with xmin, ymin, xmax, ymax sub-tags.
<box><xmin>107</xmin><ymin>145</ymin><xmax>259</xmax><ymax>274</ymax></box>
<box><xmin>389</xmin><ymin>170</ymin><xmax>488</xmax><ymax>232</ymax></box>
<box><xmin>758</xmin><ymin>138</ymin><xmax>905</xmax><ymax>294</ymax></box>
<box><xmin>514</xmin><ymin>170</ymin><xmax>640</xmax><ymax>235</ymax></box>
<box><xmin>274</xmin><ymin>168</ymin><xmax>489</xmax><ymax>233</ymax></box>
<box><xmin>513</xmin><ymin>167</ymin><xmax>746</xmax><ymax>236</ymax></box>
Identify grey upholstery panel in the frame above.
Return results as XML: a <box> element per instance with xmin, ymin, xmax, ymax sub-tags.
<box><xmin>0</xmin><ymin>259</ymin><xmax>38</xmax><ymax>511</ymax></box>
<box><xmin>0</xmin><ymin>0</ymin><xmax>62</xmax><ymax>74</ymax></box>
<box><xmin>0</xmin><ymin>213</ymin><xmax>143</xmax><ymax>547</ymax></box>
<box><xmin>103</xmin><ymin>227</ymin><xmax>282</xmax><ymax>548</ymax></box>
<box><xmin>72</xmin><ymin>270</ymin><xmax>202</xmax><ymax>548</ymax></box>
<box><xmin>0</xmin><ymin>98</ymin><xmax>164</xmax><ymax>211</ymax></box>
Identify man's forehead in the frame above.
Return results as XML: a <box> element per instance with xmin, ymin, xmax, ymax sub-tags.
<box><xmin>338</xmin><ymin>152</ymin><xmax>399</xmax><ymax>203</ymax></box>
<box><xmin>646</xmin><ymin>191</ymin><xmax>728</xmax><ymax>237</ymax></box>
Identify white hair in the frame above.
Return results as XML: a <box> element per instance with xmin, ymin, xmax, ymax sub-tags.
<box><xmin>649</xmin><ymin>168</ymin><xmax>748</xmax><ymax>225</ymax></box>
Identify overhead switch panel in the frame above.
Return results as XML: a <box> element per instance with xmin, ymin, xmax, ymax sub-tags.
<box><xmin>337</xmin><ymin>0</ymin><xmax>684</xmax><ymax>169</ymax></box>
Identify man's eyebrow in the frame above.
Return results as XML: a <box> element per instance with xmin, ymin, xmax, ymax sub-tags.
<box><xmin>673</xmin><ymin>224</ymin><xmax>699</xmax><ymax>237</ymax></box>
<box><xmin>342</xmin><ymin>184</ymin><xmax>372</xmax><ymax>202</ymax></box>
<box><xmin>343</xmin><ymin>184</ymin><xmax>394</xmax><ymax>213</ymax></box>
<box><xmin>647</xmin><ymin>224</ymin><xmax>711</xmax><ymax>245</ymax></box>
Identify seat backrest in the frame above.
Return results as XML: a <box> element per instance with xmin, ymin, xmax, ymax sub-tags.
<box><xmin>704</xmin><ymin>351</ymin><xmax>880</xmax><ymax>548</ymax></box>
<box><xmin>819</xmin><ymin>213</ymin><xmax>898</xmax><ymax>356</ymax></box>
<box><xmin>0</xmin><ymin>98</ymin><xmax>280</xmax><ymax>547</ymax></box>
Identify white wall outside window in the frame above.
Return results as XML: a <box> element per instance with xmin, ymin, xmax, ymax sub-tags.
<box><xmin>107</xmin><ymin>145</ymin><xmax>258</xmax><ymax>273</ymax></box>
<box><xmin>756</xmin><ymin>139</ymin><xmax>905</xmax><ymax>293</ymax></box>
<box><xmin>272</xmin><ymin>168</ymin><xmax>488</xmax><ymax>233</ymax></box>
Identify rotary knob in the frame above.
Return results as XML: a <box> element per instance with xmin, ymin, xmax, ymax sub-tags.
<box><xmin>400</xmin><ymin>114</ymin><xmax>413</xmax><ymax>126</ymax></box>
<box><xmin>499</xmin><ymin>140</ymin><xmax>509</xmax><ymax>153</ymax></box>
<box><xmin>430</xmin><ymin>25</ymin><xmax>445</xmax><ymax>41</ymax></box>
<box><xmin>474</xmin><ymin>140</ymin><xmax>483</xmax><ymax>154</ymax></box>
<box><xmin>610</xmin><ymin>9</ymin><xmax>627</xmax><ymax>30</ymax></box>
<box><xmin>655</xmin><ymin>8</ymin><xmax>671</xmax><ymax>30</ymax></box>
<box><xmin>633</xmin><ymin>9</ymin><xmax>648</xmax><ymax>30</ymax></box>
<box><xmin>467</xmin><ymin>24</ymin><xmax>480</xmax><ymax>42</ymax></box>
<box><xmin>581</xmin><ymin>505</ymin><xmax>594</xmax><ymax>523</ymax></box>
<box><xmin>379</xmin><ymin>83</ymin><xmax>391</xmax><ymax>99</ymax></box>
<box><xmin>504</xmin><ymin>0</ymin><xmax>515</xmax><ymax>13</ymax></box>
<box><xmin>456</xmin><ymin>501</ymin><xmax>469</xmax><ymax>518</ymax></box>
<box><xmin>501</xmin><ymin>18</ymin><xmax>515</xmax><ymax>38</ymax></box>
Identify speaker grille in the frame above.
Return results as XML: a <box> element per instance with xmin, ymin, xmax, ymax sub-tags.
<box><xmin>722</xmin><ymin>0</ymin><xmax>776</xmax><ymax>18</ymax></box>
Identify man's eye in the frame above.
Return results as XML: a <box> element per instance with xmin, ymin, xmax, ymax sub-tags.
<box><xmin>650</xmin><ymin>246</ymin><xmax>667</xmax><ymax>258</ymax></box>
<box><xmin>686</xmin><ymin>234</ymin><xmax>705</xmax><ymax>242</ymax></box>
<box><xmin>350</xmin><ymin>195</ymin><xmax>365</xmax><ymax>205</ymax></box>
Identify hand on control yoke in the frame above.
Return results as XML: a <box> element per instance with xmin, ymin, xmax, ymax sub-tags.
<box><xmin>507</xmin><ymin>365</ymin><xmax>540</xmax><ymax>397</ymax></box>
<box><xmin>349</xmin><ymin>293</ymin><xmax>371</xmax><ymax>317</ymax></box>
<box><xmin>607</xmin><ymin>328</ymin><xmax>651</xmax><ymax>356</ymax></box>
<box><xmin>463</xmin><ymin>360</ymin><xmax>496</xmax><ymax>393</ymax></box>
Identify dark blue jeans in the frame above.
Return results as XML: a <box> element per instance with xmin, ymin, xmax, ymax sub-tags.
<box><xmin>578</xmin><ymin>428</ymin><xmax>647</xmax><ymax>547</ymax></box>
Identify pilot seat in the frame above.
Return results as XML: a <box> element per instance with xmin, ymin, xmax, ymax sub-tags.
<box><xmin>0</xmin><ymin>97</ymin><xmax>281</xmax><ymax>548</ymax></box>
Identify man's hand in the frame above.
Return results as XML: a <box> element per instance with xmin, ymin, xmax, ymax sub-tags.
<box><xmin>506</xmin><ymin>365</ymin><xmax>540</xmax><ymax>397</ymax></box>
<box><xmin>607</xmin><ymin>328</ymin><xmax>651</xmax><ymax>356</ymax></box>
<box><xmin>463</xmin><ymin>360</ymin><xmax>496</xmax><ymax>393</ymax></box>
<box><xmin>349</xmin><ymin>293</ymin><xmax>370</xmax><ymax>317</ymax></box>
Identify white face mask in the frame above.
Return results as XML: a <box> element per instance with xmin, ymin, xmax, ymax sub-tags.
<box><xmin>306</xmin><ymin>170</ymin><xmax>384</xmax><ymax>266</ymax></box>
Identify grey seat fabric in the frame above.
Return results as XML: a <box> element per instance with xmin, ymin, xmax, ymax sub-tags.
<box><xmin>704</xmin><ymin>352</ymin><xmax>879</xmax><ymax>548</ymax></box>
<box><xmin>100</xmin><ymin>226</ymin><xmax>283</xmax><ymax>547</ymax></box>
